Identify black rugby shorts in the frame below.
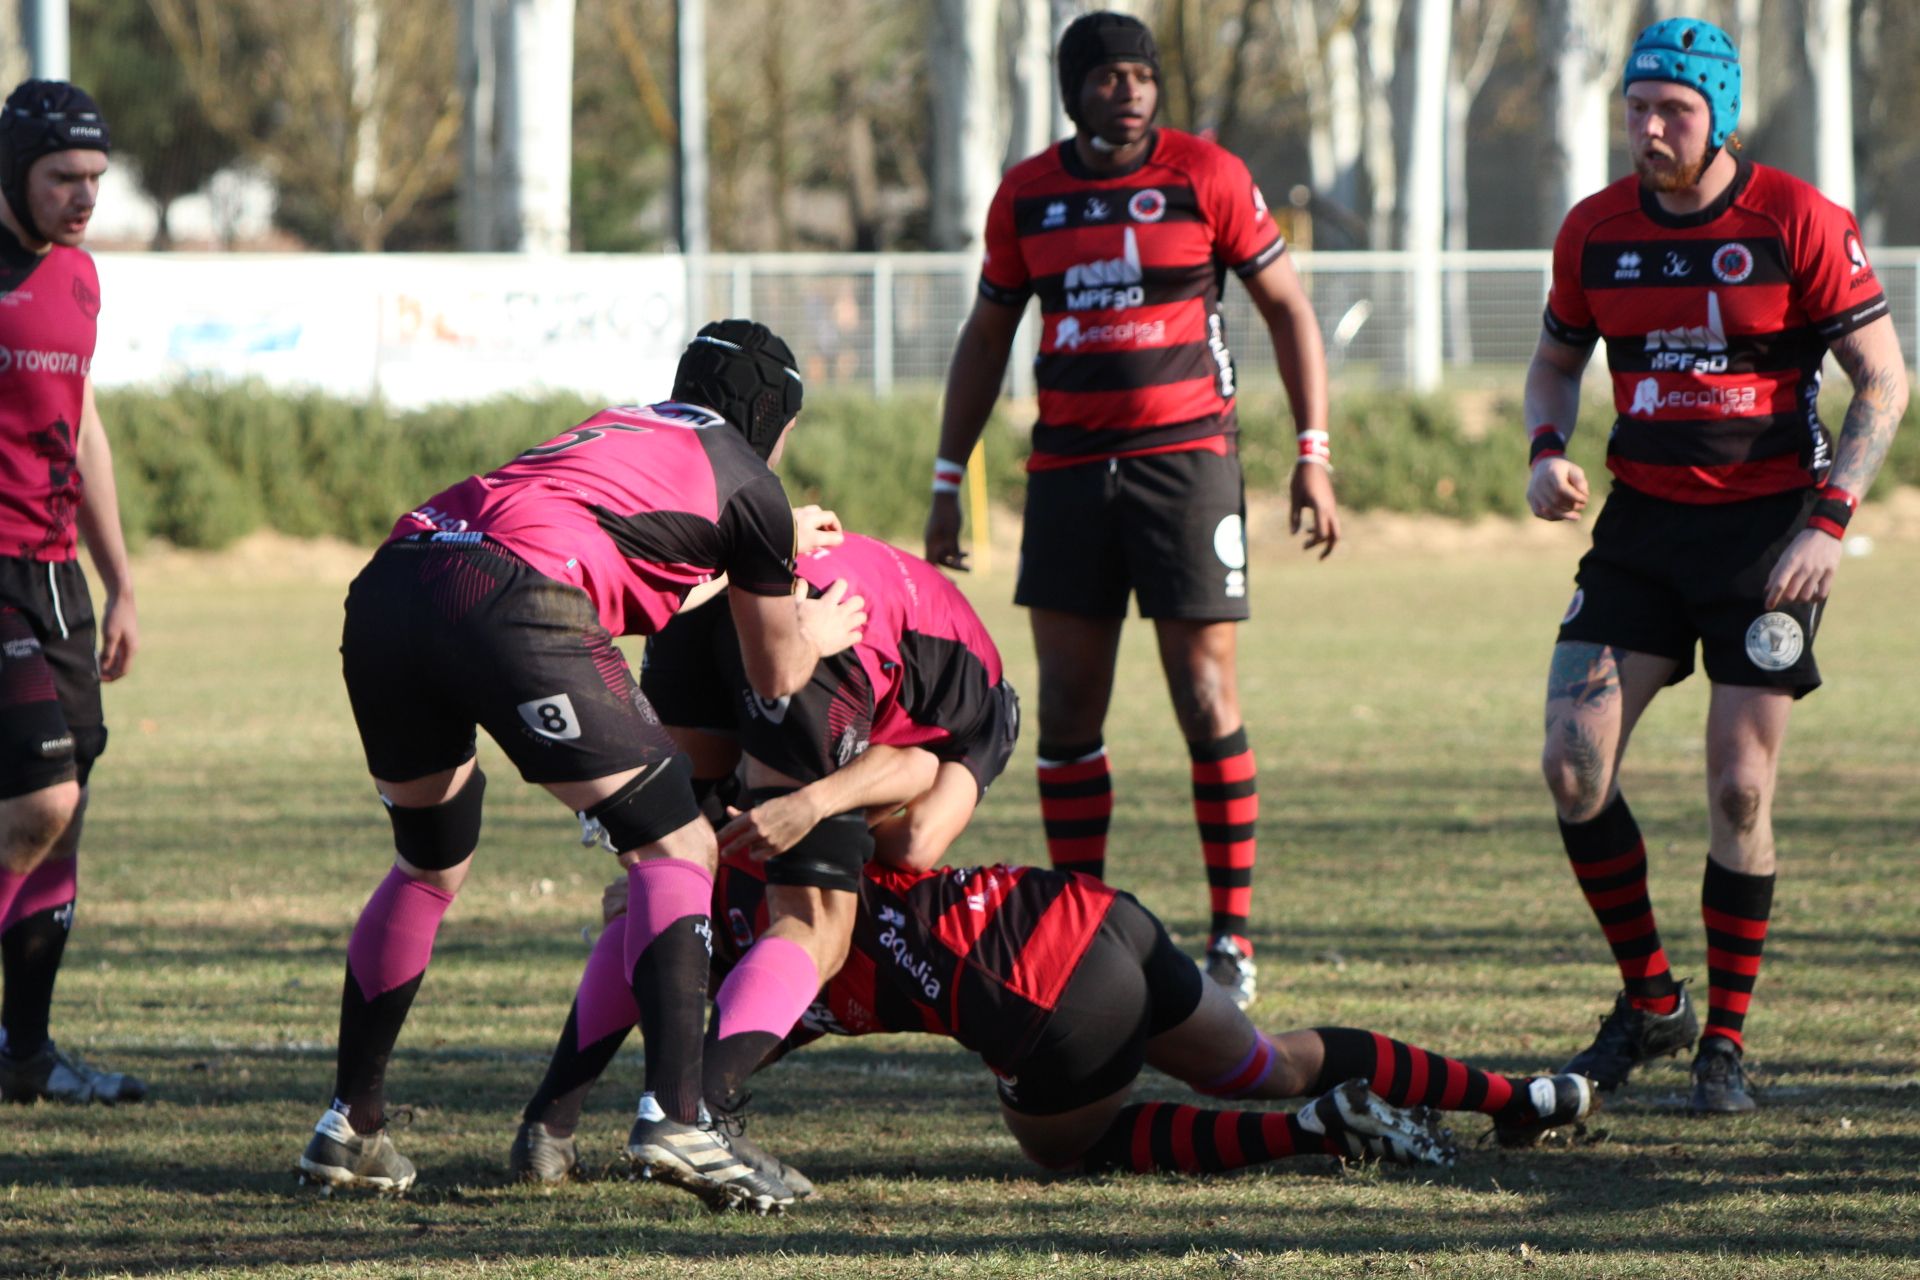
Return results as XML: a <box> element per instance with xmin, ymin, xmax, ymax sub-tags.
<box><xmin>0</xmin><ymin>556</ymin><xmax>105</xmax><ymax>797</ymax></box>
<box><xmin>342</xmin><ymin>539</ymin><xmax>683</xmax><ymax>785</ymax></box>
<box><xmin>1557</xmin><ymin>484</ymin><xmax>1825</xmax><ymax>696</ymax></box>
<box><xmin>994</xmin><ymin>890</ymin><xmax>1205</xmax><ymax>1117</ymax></box>
<box><xmin>1015</xmin><ymin>446</ymin><xmax>1250</xmax><ymax>621</ymax></box>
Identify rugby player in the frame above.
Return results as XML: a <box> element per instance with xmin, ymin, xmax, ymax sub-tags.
<box><xmin>1525</xmin><ymin>19</ymin><xmax>1906</xmax><ymax>1112</ymax></box>
<box><xmin>296</xmin><ymin>321</ymin><xmax>868</xmax><ymax>1200</ymax></box>
<box><xmin>594</xmin><ymin>532</ymin><xmax>1017</xmax><ymax>1210</ymax></box>
<box><xmin>0</xmin><ymin>81</ymin><xmax>145</xmax><ymax>1106</ymax></box>
<box><xmin>923</xmin><ymin>12</ymin><xmax>1339</xmax><ymax>1007</ymax></box>
<box><xmin>510</xmin><ymin>853</ymin><xmax>1597</xmax><ymax>1196</ymax></box>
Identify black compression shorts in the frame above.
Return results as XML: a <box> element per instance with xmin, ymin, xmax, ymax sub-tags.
<box><xmin>994</xmin><ymin>891</ymin><xmax>1205</xmax><ymax>1116</ymax></box>
<box><xmin>1558</xmin><ymin>484</ymin><xmax>1825</xmax><ymax>696</ymax></box>
<box><xmin>0</xmin><ymin>556</ymin><xmax>105</xmax><ymax>797</ymax></box>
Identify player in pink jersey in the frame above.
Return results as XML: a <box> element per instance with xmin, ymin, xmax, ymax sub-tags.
<box><xmin>298</xmin><ymin>322</ymin><xmax>867</xmax><ymax>1212</ymax></box>
<box><xmin>1525</xmin><ymin>19</ymin><xmax>1906</xmax><ymax>1113</ymax></box>
<box><xmin>612</xmin><ymin>534</ymin><xmax>1017</xmax><ymax>1206</ymax></box>
<box><xmin>0</xmin><ymin>81</ymin><xmax>145</xmax><ymax>1107</ymax></box>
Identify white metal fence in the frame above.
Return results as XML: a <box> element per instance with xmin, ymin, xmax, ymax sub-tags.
<box><xmin>696</xmin><ymin>248</ymin><xmax>1920</xmax><ymax>396</ymax></box>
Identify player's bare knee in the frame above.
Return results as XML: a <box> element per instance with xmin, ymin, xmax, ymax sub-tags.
<box><xmin>385</xmin><ymin>768</ymin><xmax>486</xmax><ymax>882</ymax></box>
<box><xmin>1714</xmin><ymin>779</ymin><xmax>1767</xmax><ymax>835</ymax></box>
<box><xmin>0</xmin><ymin>783</ymin><xmax>81</xmax><ymax>871</ymax></box>
<box><xmin>1541</xmin><ymin>741</ymin><xmax>1610</xmax><ymax>822</ymax></box>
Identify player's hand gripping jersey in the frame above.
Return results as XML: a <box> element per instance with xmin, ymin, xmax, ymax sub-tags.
<box><xmin>714</xmin><ymin>853</ymin><xmax>1117</xmax><ymax>1072</ymax></box>
<box><xmin>0</xmin><ymin>229</ymin><xmax>98</xmax><ymax>560</ymax></box>
<box><xmin>979</xmin><ymin>129</ymin><xmax>1285</xmax><ymax>471</ymax></box>
<box><xmin>390</xmin><ymin>401</ymin><xmax>796</xmax><ymax>635</ymax></box>
<box><xmin>1545</xmin><ymin>159</ymin><xmax>1889</xmax><ymax>504</ymax></box>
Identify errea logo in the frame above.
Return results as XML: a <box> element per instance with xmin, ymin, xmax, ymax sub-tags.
<box><xmin>1614</xmin><ymin>251</ymin><xmax>1642</xmax><ymax>280</ymax></box>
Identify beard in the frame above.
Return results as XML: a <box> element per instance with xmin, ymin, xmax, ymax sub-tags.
<box><xmin>1635</xmin><ymin>146</ymin><xmax>1710</xmax><ymax>193</ymax></box>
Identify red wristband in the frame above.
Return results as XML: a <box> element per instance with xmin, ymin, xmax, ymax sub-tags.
<box><xmin>1529</xmin><ymin>425</ymin><xmax>1567</xmax><ymax>466</ymax></box>
<box><xmin>1807</xmin><ymin>484</ymin><xmax>1858</xmax><ymax>541</ymax></box>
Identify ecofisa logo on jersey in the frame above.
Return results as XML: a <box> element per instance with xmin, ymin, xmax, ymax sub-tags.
<box><xmin>1063</xmin><ymin>228</ymin><xmax>1143</xmax><ymax>310</ymax></box>
<box><xmin>1053</xmin><ymin>315</ymin><xmax>1166</xmax><ymax>351</ymax></box>
<box><xmin>1630</xmin><ymin>377</ymin><xmax>1758</xmax><ymax>418</ymax></box>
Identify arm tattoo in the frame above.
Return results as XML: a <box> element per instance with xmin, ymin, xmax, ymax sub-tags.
<box><xmin>1826</xmin><ymin>327</ymin><xmax>1911</xmax><ymax>497</ymax></box>
<box><xmin>1546</xmin><ymin>643</ymin><xmax>1621</xmax><ymax>710</ymax></box>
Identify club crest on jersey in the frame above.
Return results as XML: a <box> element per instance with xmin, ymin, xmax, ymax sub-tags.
<box><xmin>1127</xmin><ymin>188</ymin><xmax>1166</xmax><ymax>222</ymax></box>
<box><xmin>1614</xmin><ymin>251</ymin><xmax>1643</xmax><ymax>280</ymax></box>
<box><xmin>1744</xmin><ymin>612</ymin><xmax>1804</xmax><ymax>672</ymax></box>
<box><xmin>1711</xmin><ymin>243</ymin><xmax>1754</xmax><ymax>284</ymax></box>
<box><xmin>728</xmin><ymin>907</ymin><xmax>754</xmax><ymax>949</ymax></box>
<box><xmin>1042</xmin><ymin>201</ymin><xmax>1067</xmax><ymax>229</ymax></box>
<box><xmin>1083</xmin><ymin>196</ymin><xmax>1111</xmax><ymax>222</ymax></box>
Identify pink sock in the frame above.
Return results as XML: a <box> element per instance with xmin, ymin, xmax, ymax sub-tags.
<box><xmin>622</xmin><ymin>858</ymin><xmax>714</xmax><ymax>973</ymax></box>
<box><xmin>346</xmin><ymin>868</ymin><xmax>456</xmax><ymax>999</ymax></box>
<box><xmin>713</xmin><ymin>937</ymin><xmax>821</xmax><ymax>1041</ymax></box>
<box><xmin>0</xmin><ymin>868</ymin><xmax>28</xmax><ymax>929</ymax></box>
<box><xmin>576</xmin><ymin>922</ymin><xmax>641</xmax><ymax>1048</ymax></box>
<box><xmin>3</xmin><ymin>857</ymin><xmax>76</xmax><ymax>928</ymax></box>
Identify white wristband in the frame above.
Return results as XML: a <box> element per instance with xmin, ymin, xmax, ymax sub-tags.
<box><xmin>932</xmin><ymin>456</ymin><xmax>966</xmax><ymax>495</ymax></box>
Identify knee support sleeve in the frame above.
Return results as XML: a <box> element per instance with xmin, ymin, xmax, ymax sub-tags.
<box><xmin>583</xmin><ymin>755</ymin><xmax>700</xmax><ymax>853</ymax></box>
<box><xmin>755</xmin><ymin>792</ymin><xmax>874</xmax><ymax>895</ymax></box>
<box><xmin>384</xmin><ymin>768</ymin><xmax>487</xmax><ymax>871</ymax></box>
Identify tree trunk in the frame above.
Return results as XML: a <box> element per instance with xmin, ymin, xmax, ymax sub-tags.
<box><xmin>1358</xmin><ymin>0</ymin><xmax>1400</xmax><ymax>248</ymax></box>
<box><xmin>1804</xmin><ymin>0</ymin><xmax>1855</xmax><ymax>207</ymax></box>
<box><xmin>1401</xmin><ymin>0</ymin><xmax>1449</xmax><ymax>389</ymax></box>
<box><xmin>1539</xmin><ymin>0</ymin><xmax>1635</xmax><ymax>238</ymax></box>
<box><xmin>929</xmin><ymin>0</ymin><xmax>998</xmax><ymax>250</ymax></box>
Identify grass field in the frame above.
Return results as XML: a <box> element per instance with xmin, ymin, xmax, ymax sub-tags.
<box><xmin>4</xmin><ymin>515</ymin><xmax>1918</xmax><ymax>1279</ymax></box>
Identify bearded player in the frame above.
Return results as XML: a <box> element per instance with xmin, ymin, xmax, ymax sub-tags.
<box><xmin>1526</xmin><ymin>19</ymin><xmax>1906</xmax><ymax>1112</ymax></box>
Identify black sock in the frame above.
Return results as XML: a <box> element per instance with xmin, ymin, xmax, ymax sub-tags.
<box><xmin>630</xmin><ymin>914</ymin><xmax>713</xmax><ymax>1124</ymax></box>
<box><xmin>1</xmin><ymin>903</ymin><xmax>72</xmax><ymax>1059</ymax></box>
<box><xmin>332</xmin><ymin>972</ymin><xmax>426</xmax><ymax>1134</ymax></box>
<box><xmin>524</xmin><ymin>1002</ymin><xmax>633</xmax><ymax>1137</ymax></box>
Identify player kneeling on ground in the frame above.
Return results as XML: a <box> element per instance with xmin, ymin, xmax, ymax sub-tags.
<box><xmin>533</xmin><ymin>533</ymin><xmax>1016</xmax><ymax>1209</ymax></box>
<box><xmin>297</xmin><ymin>322</ymin><xmax>866</xmax><ymax>1208</ymax></box>
<box><xmin>513</xmin><ymin>853</ymin><xmax>1597</xmax><ymax>1198</ymax></box>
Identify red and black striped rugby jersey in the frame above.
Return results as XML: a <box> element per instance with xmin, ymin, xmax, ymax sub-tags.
<box><xmin>979</xmin><ymin>129</ymin><xmax>1286</xmax><ymax>471</ymax></box>
<box><xmin>1545</xmin><ymin>159</ymin><xmax>1888</xmax><ymax>504</ymax></box>
<box><xmin>714</xmin><ymin>854</ymin><xmax>1117</xmax><ymax>1071</ymax></box>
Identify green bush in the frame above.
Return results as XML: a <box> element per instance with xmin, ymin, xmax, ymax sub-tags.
<box><xmin>94</xmin><ymin>381</ymin><xmax>1920</xmax><ymax>550</ymax></box>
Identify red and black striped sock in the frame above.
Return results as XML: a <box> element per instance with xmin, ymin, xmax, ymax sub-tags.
<box><xmin>1036</xmin><ymin>739</ymin><xmax>1112</xmax><ymax>881</ymax></box>
<box><xmin>1559</xmin><ymin>794</ymin><xmax>1677</xmax><ymax>1012</ymax></box>
<box><xmin>1701</xmin><ymin>859</ymin><xmax>1773</xmax><ymax>1051</ymax></box>
<box><xmin>1310</xmin><ymin>1026</ymin><xmax>1538</xmax><ymax>1124</ymax></box>
<box><xmin>1081</xmin><ymin>1101</ymin><xmax>1340</xmax><ymax>1174</ymax></box>
<box><xmin>1190</xmin><ymin>728</ymin><xmax>1257</xmax><ymax>938</ymax></box>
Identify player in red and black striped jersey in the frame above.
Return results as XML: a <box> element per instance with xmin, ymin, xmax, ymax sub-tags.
<box><xmin>1524</xmin><ymin>18</ymin><xmax>1907</xmax><ymax>1115</ymax></box>
<box><xmin>924</xmin><ymin>11</ymin><xmax>1340</xmax><ymax>1012</ymax></box>
<box><xmin>512</xmin><ymin>853</ymin><xmax>1602</xmax><ymax>1190</ymax></box>
<box><xmin>298</xmin><ymin>322</ymin><xmax>869</xmax><ymax>1210</ymax></box>
<box><xmin>0</xmin><ymin>81</ymin><xmax>146</xmax><ymax>1109</ymax></box>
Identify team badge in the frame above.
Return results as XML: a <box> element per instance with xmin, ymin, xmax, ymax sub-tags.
<box><xmin>728</xmin><ymin>907</ymin><xmax>754</xmax><ymax>949</ymax></box>
<box><xmin>1711</xmin><ymin>242</ymin><xmax>1754</xmax><ymax>284</ymax></box>
<box><xmin>1744</xmin><ymin>611</ymin><xmax>1804</xmax><ymax>672</ymax></box>
<box><xmin>1127</xmin><ymin>188</ymin><xmax>1166</xmax><ymax>222</ymax></box>
<box><xmin>1561</xmin><ymin>589</ymin><xmax>1584</xmax><ymax>625</ymax></box>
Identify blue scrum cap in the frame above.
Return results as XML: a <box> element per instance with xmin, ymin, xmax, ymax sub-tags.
<box><xmin>1622</xmin><ymin>18</ymin><xmax>1741</xmax><ymax>149</ymax></box>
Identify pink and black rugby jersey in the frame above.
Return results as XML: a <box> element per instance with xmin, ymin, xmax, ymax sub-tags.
<box><xmin>791</xmin><ymin>534</ymin><xmax>1003</xmax><ymax>753</ymax></box>
<box><xmin>390</xmin><ymin>402</ymin><xmax>796</xmax><ymax>635</ymax></box>
<box><xmin>979</xmin><ymin>129</ymin><xmax>1285</xmax><ymax>471</ymax></box>
<box><xmin>714</xmin><ymin>854</ymin><xmax>1118</xmax><ymax>1070</ymax></box>
<box><xmin>0</xmin><ymin>229</ymin><xmax>99</xmax><ymax>560</ymax></box>
<box><xmin>1545</xmin><ymin>159</ymin><xmax>1888</xmax><ymax>504</ymax></box>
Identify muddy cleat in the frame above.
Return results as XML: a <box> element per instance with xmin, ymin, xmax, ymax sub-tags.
<box><xmin>1205</xmin><ymin>934</ymin><xmax>1258</xmax><ymax>1008</ymax></box>
<box><xmin>0</xmin><ymin>1040</ymin><xmax>147</xmax><ymax>1105</ymax></box>
<box><xmin>1493</xmin><ymin>1073</ymin><xmax>1599</xmax><ymax>1148</ymax></box>
<box><xmin>625</xmin><ymin>1093</ymin><xmax>794</xmax><ymax>1215</ymax></box>
<box><xmin>1562</xmin><ymin>984</ymin><xmax>1699</xmax><ymax>1092</ymax></box>
<box><xmin>1299</xmin><ymin>1078</ymin><xmax>1458</xmax><ymax>1169</ymax></box>
<box><xmin>508</xmin><ymin>1120</ymin><xmax>580</xmax><ymax>1184</ymax></box>
<box><xmin>298</xmin><ymin>1108</ymin><xmax>417</xmax><ymax>1192</ymax></box>
<box><xmin>1688</xmin><ymin>1036</ymin><xmax>1757</xmax><ymax>1114</ymax></box>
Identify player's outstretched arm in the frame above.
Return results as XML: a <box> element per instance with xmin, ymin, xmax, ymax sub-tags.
<box><xmin>926</xmin><ymin>297</ymin><xmax>1023</xmax><ymax>572</ymax></box>
<box><xmin>729</xmin><ymin>579</ymin><xmax>867</xmax><ymax>701</ymax></box>
<box><xmin>719</xmin><ymin>746</ymin><xmax>939</xmax><ymax>861</ymax></box>
<box><xmin>1244</xmin><ymin>256</ymin><xmax>1339</xmax><ymax>557</ymax></box>
<box><xmin>1523</xmin><ymin>332</ymin><xmax>1595</xmax><ymax>523</ymax></box>
<box><xmin>1765</xmin><ymin>315</ymin><xmax>1910</xmax><ymax>609</ymax></box>
<box><xmin>73</xmin><ymin>379</ymin><xmax>138</xmax><ymax>680</ymax></box>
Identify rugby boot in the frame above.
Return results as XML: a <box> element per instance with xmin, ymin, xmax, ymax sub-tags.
<box><xmin>298</xmin><ymin>1108</ymin><xmax>417</xmax><ymax>1192</ymax></box>
<box><xmin>1688</xmin><ymin>1036</ymin><xmax>1757</xmax><ymax>1114</ymax></box>
<box><xmin>508</xmin><ymin>1120</ymin><xmax>580</xmax><ymax>1184</ymax></box>
<box><xmin>0</xmin><ymin>1040</ymin><xmax>147</xmax><ymax>1105</ymax></box>
<box><xmin>1562</xmin><ymin>983</ymin><xmax>1698</xmax><ymax>1092</ymax></box>
<box><xmin>724</xmin><ymin>1128</ymin><xmax>816</xmax><ymax>1200</ymax></box>
<box><xmin>1204</xmin><ymin>934</ymin><xmax>1258</xmax><ymax>1008</ymax></box>
<box><xmin>625</xmin><ymin>1093</ymin><xmax>795</xmax><ymax>1215</ymax></box>
<box><xmin>1492</xmin><ymin>1073</ymin><xmax>1600</xmax><ymax>1148</ymax></box>
<box><xmin>1297</xmin><ymin>1078</ymin><xmax>1458</xmax><ymax>1169</ymax></box>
